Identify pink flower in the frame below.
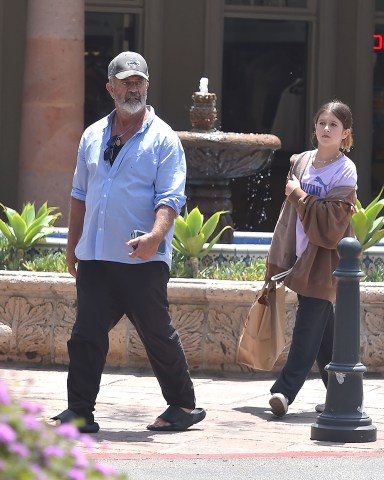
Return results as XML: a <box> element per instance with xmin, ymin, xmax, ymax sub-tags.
<box><xmin>56</xmin><ymin>423</ymin><xmax>79</xmax><ymax>439</ymax></box>
<box><xmin>30</xmin><ymin>464</ymin><xmax>49</xmax><ymax>480</ymax></box>
<box><xmin>78</xmin><ymin>433</ymin><xmax>96</xmax><ymax>449</ymax></box>
<box><xmin>0</xmin><ymin>382</ymin><xmax>10</xmax><ymax>405</ymax></box>
<box><xmin>9</xmin><ymin>442</ymin><xmax>29</xmax><ymax>457</ymax></box>
<box><xmin>70</xmin><ymin>446</ymin><xmax>88</xmax><ymax>468</ymax></box>
<box><xmin>94</xmin><ymin>462</ymin><xmax>118</xmax><ymax>475</ymax></box>
<box><xmin>0</xmin><ymin>423</ymin><xmax>16</xmax><ymax>443</ymax></box>
<box><xmin>20</xmin><ymin>400</ymin><xmax>44</xmax><ymax>414</ymax></box>
<box><xmin>68</xmin><ymin>468</ymin><xmax>86</xmax><ymax>480</ymax></box>
<box><xmin>43</xmin><ymin>445</ymin><xmax>64</xmax><ymax>458</ymax></box>
<box><xmin>22</xmin><ymin>414</ymin><xmax>40</xmax><ymax>430</ymax></box>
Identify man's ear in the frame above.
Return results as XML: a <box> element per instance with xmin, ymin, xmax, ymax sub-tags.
<box><xmin>106</xmin><ymin>82</ymin><xmax>114</xmax><ymax>99</ymax></box>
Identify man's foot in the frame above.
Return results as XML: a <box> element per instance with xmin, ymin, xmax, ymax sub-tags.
<box><xmin>269</xmin><ymin>393</ymin><xmax>289</xmax><ymax>417</ymax></box>
<box><xmin>315</xmin><ymin>403</ymin><xmax>325</xmax><ymax>413</ymax></box>
<box><xmin>50</xmin><ymin>409</ymin><xmax>100</xmax><ymax>433</ymax></box>
<box><xmin>147</xmin><ymin>406</ymin><xmax>206</xmax><ymax>431</ymax></box>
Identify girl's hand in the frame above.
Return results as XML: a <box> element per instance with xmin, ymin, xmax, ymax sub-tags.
<box><xmin>285</xmin><ymin>174</ymin><xmax>300</xmax><ymax>197</ymax></box>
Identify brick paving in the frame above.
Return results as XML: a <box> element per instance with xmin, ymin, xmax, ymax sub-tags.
<box><xmin>1</xmin><ymin>365</ymin><xmax>384</xmax><ymax>459</ymax></box>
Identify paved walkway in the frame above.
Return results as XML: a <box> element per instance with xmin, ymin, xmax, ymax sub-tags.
<box><xmin>1</xmin><ymin>364</ymin><xmax>384</xmax><ymax>460</ymax></box>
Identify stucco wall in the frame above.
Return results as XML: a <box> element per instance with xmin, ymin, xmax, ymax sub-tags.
<box><xmin>0</xmin><ymin>272</ymin><xmax>383</xmax><ymax>374</ymax></box>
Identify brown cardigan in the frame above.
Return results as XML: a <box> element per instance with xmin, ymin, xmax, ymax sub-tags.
<box><xmin>266</xmin><ymin>151</ymin><xmax>357</xmax><ymax>302</ymax></box>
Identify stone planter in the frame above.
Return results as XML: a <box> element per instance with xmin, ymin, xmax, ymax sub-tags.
<box><xmin>0</xmin><ymin>271</ymin><xmax>383</xmax><ymax>372</ymax></box>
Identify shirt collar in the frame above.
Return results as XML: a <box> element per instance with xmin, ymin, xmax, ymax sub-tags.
<box><xmin>105</xmin><ymin>105</ymin><xmax>155</xmax><ymax>136</ymax></box>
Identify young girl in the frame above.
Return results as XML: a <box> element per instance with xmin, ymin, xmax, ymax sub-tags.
<box><xmin>266</xmin><ymin>100</ymin><xmax>357</xmax><ymax>417</ymax></box>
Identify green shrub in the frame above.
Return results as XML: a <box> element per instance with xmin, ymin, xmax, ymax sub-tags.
<box><xmin>23</xmin><ymin>251</ymin><xmax>67</xmax><ymax>273</ymax></box>
<box><xmin>363</xmin><ymin>262</ymin><xmax>384</xmax><ymax>282</ymax></box>
<box><xmin>171</xmin><ymin>252</ymin><xmax>266</xmax><ymax>281</ymax></box>
<box><xmin>0</xmin><ymin>202</ymin><xmax>61</xmax><ymax>269</ymax></box>
<box><xmin>172</xmin><ymin>206</ymin><xmax>233</xmax><ymax>277</ymax></box>
<box><xmin>0</xmin><ymin>232</ymin><xmax>8</xmax><ymax>270</ymax></box>
<box><xmin>199</xmin><ymin>258</ymin><xmax>266</xmax><ymax>281</ymax></box>
<box><xmin>351</xmin><ymin>188</ymin><xmax>384</xmax><ymax>251</ymax></box>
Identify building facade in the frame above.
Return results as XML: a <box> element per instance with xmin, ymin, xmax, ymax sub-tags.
<box><xmin>0</xmin><ymin>0</ymin><xmax>383</xmax><ymax>231</ymax></box>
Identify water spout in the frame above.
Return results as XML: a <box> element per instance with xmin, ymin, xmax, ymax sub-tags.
<box><xmin>199</xmin><ymin>77</ymin><xmax>209</xmax><ymax>94</ymax></box>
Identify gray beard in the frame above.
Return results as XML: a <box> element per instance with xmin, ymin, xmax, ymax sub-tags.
<box><xmin>118</xmin><ymin>93</ymin><xmax>147</xmax><ymax>114</ymax></box>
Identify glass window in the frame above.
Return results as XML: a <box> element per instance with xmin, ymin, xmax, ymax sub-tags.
<box><xmin>373</xmin><ymin>24</ymin><xmax>384</xmax><ymax>195</ymax></box>
<box><xmin>221</xmin><ymin>17</ymin><xmax>308</xmax><ymax>231</ymax></box>
<box><xmin>84</xmin><ymin>12</ymin><xmax>138</xmax><ymax>127</ymax></box>
<box><xmin>225</xmin><ymin>0</ymin><xmax>306</xmax><ymax>7</ymax></box>
<box><xmin>222</xmin><ymin>18</ymin><xmax>307</xmax><ymax>143</ymax></box>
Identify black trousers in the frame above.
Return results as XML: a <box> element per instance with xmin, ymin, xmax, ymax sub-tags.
<box><xmin>270</xmin><ymin>295</ymin><xmax>334</xmax><ymax>405</ymax></box>
<box><xmin>67</xmin><ymin>260</ymin><xmax>196</xmax><ymax>423</ymax></box>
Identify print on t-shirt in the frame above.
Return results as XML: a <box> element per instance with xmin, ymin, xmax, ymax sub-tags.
<box><xmin>301</xmin><ymin>176</ymin><xmax>331</xmax><ymax>196</ymax></box>
<box><xmin>295</xmin><ymin>153</ymin><xmax>357</xmax><ymax>258</ymax></box>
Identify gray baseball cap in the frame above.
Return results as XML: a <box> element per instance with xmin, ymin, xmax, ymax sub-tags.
<box><xmin>108</xmin><ymin>51</ymin><xmax>149</xmax><ymax>80</ymax></box>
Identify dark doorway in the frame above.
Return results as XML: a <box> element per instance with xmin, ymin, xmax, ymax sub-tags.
<box><xmin>84</xmin><ymin>12</ymin><xmax>138</xmax><ymax>128</ymax></box>
<box><xmin>222</xmin><ymin>17</ymin><xmax>308</xmax><ymax>232</ymax></box>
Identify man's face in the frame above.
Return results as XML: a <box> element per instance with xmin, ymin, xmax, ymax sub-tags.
<box><xmin>107</xmin><ymin>75</ymin><xmax>148</xmax><ymax>114</ymax></box>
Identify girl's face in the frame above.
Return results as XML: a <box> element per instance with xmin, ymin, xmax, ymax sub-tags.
<box><xmin>315</xmin><ymin>111</ymin><xmax>350</xmax><ymax>149</ymax></box>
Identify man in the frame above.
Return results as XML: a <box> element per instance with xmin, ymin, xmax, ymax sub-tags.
<box><xmin>51</xmin><ymin>51</ymin><xmax>206</xmax><ymax>433</ymax></box>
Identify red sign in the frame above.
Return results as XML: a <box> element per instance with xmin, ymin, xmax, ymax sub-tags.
<box><xmin>374</xmin><ymin>34</ymin><xmax>384</xmax><ymax>50</ymax></box>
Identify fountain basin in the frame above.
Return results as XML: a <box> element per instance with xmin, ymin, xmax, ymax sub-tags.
<box><xmin>177</xmin><ymin>131</ymin><xmax>281</xmax><ymax>179</ymax></box>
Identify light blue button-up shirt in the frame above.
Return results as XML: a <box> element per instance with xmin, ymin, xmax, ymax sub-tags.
<box><xmin>71</xmin><ymin>106</ymin><xmax>186</xmax><ymax>269</ymax></box>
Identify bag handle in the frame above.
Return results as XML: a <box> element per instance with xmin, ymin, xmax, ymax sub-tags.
<box><xmin>270</xmin><ymin>267</ymin><xmax>293</xmax><ymax>282</ymax></box>
<box><xmin>257</xmin><ymin>281</ymin><xmax>275</xmax><ymax>305</ymax></box>
<box><xmin>255</xmin><ymin>269</ymin><xmax>290</xmax><ymax>305</ymax></box>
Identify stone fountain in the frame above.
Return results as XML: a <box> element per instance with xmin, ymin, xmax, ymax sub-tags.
<box><xmin>177</xmin><ymin>78</ymin><xmax>281</xmax><ymax>242</ymax></box>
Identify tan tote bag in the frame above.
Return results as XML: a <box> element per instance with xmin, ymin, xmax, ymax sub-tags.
<box><xmin>236</xmin><ymin>278</ymin><xmax>286</xmax><ymax>371</ymax></box>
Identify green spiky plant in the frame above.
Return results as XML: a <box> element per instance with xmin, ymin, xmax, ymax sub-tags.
<box><xmin>172</xmin><ymin>206</ymin><xmax>233</xmax><ymax>277</ymax></box>
<box><xmin>351</xmin><ymin>187</ymin><xmax>384</xmax><ymax>251</ymax></box>
<box><xmin>0</xmin><ymin>202</ymin><xmax>61</xmax><ymax>270</ymax></box>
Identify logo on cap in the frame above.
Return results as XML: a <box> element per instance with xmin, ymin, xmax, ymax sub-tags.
<box><xmin>126</xmin><ymin>60</ymin><xmax>140</xmax><ymax>69</ymax></box>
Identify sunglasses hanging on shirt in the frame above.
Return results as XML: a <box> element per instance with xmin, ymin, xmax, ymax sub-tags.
<box><xmin>104</xmin><ymin>135</ymin><xmax>123</xmax><ymax>165</ymax></box>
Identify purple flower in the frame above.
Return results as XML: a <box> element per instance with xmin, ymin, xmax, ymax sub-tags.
<box><xmin>78</xmin><ymin>433</ymin><xmax>96</xmax><ymax>449</ymax></box>
<box><xmin>0</xmin><ymin>423</ymin><xmax>16</xmax><ymax>443</ymax></box>
<box><xmin>94</xmin><ymin>462</ymin><xmax>118</xmax><ymax>475</ymax></box>
<box><xmin>30</xmin><ymin>464</ymin><xmax>49</xmax><ymax>480</ymax></box>
<box><xmin>19</xmin><ymin>400</ymin><xmax>44</xmax><ymax>414</ymax></box>
<box><xmin>68</xmin><ymin>468</ymin><xmax>86</xmax><ymax>480</ymax></box>
<box><xmin>70</xmin><ymin>446</ymin><xmax>89</xmax><ymax>468</ymax></box>
<box><xmin>9</xmin><ymin>442</ymin><xmax>29</xmax><ymax>457</ymax></box>
<box><xmin>43</xmin><ymin>445</ymin><xmax>64</xmax><ymax>458</ymax></box>
<box><xmin>56</xmin><ymin>423</ymin><xmax>79</xmax><ymax>439</ymax></box>
<box><xmin>0</xmin><ymin>383</ymin><xmax>10</xmax><ymax>405</ymax></box>
<box><xmin>22</xmin><ymin>414</ymin><xmax>40</xmax><ymax>430</ymax></box>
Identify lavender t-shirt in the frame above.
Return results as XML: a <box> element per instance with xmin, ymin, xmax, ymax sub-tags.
<box><xmin>296</xmin><ymin>150</ymin><xmax>357</xmax><ymax>258</ymax></box>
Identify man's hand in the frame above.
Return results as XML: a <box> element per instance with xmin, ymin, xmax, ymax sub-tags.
<box><xmin>66</xmin><ymin>198</ymin><xmax>85</xmax><ymax>278</ymax></box>
<box><xmin>66</xmin><ymin>248</ymin><xmax>78</xmax><ymax>277</ymax></box>
<box><xmin>127</xmin><ymin>233</ymin><xmax>162</xmax><ymax>259</ymax></box>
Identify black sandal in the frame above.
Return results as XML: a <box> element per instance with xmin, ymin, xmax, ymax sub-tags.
<box><xmin>51</xmin><ymin>409</ymin><xmax>100</xmax><ymax>433</ymax></box>
<box><xmin>147</xmin><ymin>406</ymin><xmax>206</xmax><ymax>431</ymax></box>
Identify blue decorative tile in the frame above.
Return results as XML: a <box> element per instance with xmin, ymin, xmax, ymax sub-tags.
<box><xmin>39</xmin><ymin>229</ymin><xmax>384</xmax><ymax>275</ymax></box>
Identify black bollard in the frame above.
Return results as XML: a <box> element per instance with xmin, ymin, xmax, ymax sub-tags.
<box><xmin>310</xmin><ymin>237</ymin><xmax>377</xmax><ymax>442</ymax></box>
